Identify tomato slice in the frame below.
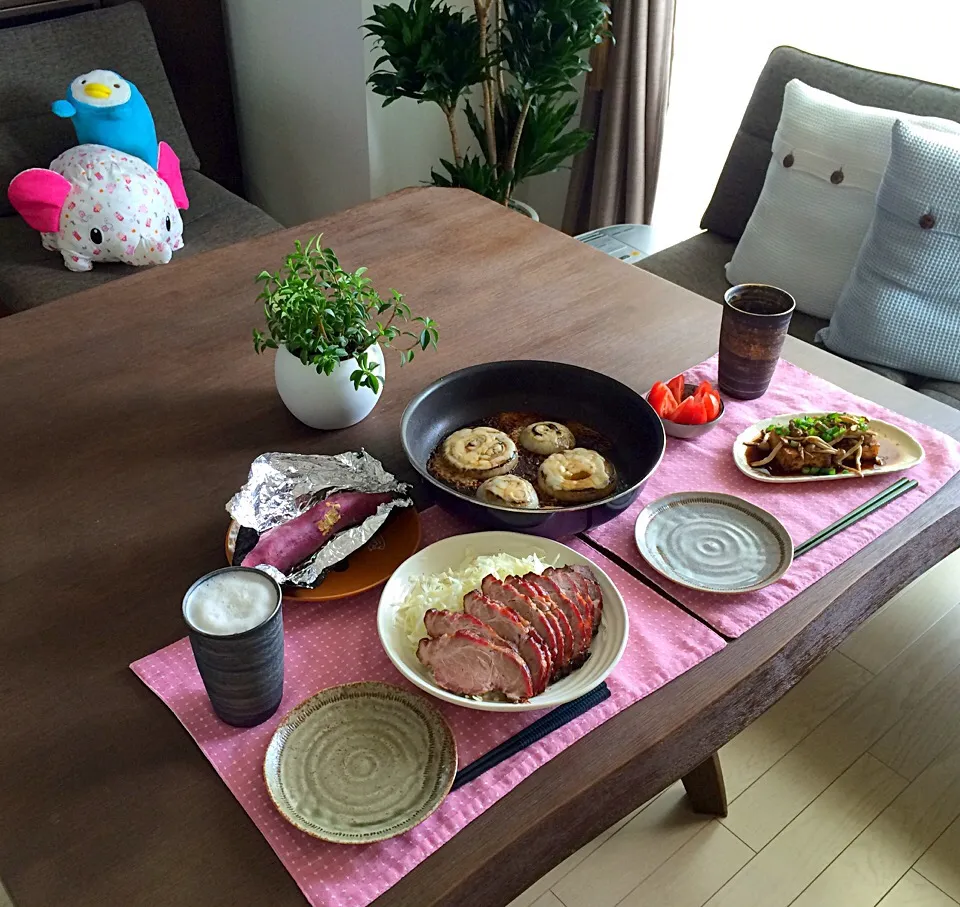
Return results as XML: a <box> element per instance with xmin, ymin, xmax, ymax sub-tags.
<box><xmin>670</xmin><ymin>395</ymin><xmax>708</xmax><ymax>425</ymax></box>
<box><xmin>666</xmin><ymin>374</ymin><xmax>686</xmax><ymax>404</ymax></box>
<box><xmin>693</xmin><ymin>380</ymin><xmax>716</xmax><ymax>400</ymax></box>
<box><xmin>702</xmin><ymin>393</ymin><xmax>721</xmax><ymax>421</ymax></box>
<box><xmin>648</xmin><ymin>381</ymin><xmax>678</xmax><ymax>418</ymax></box>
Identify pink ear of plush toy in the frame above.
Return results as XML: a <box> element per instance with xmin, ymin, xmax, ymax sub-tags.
<box><xmin>157</xmin><ymin>141</ymin><xmax>189</xmax><ymax>210</ymax></box>
<box><xmin>8</xmin><ymin>169</ymin><xmax>72</xmax><ymax>233</ymax></box>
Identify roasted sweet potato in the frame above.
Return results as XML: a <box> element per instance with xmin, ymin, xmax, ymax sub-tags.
<box><xmin>241</xmin><ymin>491</ymin><xmax>394</xmax><ymax>574</ymax></box>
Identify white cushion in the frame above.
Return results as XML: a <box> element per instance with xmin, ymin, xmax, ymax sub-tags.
<box><xmin>725</xmin><ymin>80</ymin><xmax>960</xmax><ymax>320</ymax></box>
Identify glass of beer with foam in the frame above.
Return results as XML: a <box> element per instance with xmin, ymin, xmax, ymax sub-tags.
<box><xmin>182</xmin><ymin>566</ymin><xmax>284</xmax><ymax>727</ymax></box>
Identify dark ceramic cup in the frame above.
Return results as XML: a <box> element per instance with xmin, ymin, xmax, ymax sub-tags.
<box><xmin>718</xmin><ymin>284</ymin><xmax>796</xmax><ymax>400</ymax></box>
<box><xmin>183</xmin><ymin>566</ymin><xmax>284</xmax><ymax>728</ymax></box>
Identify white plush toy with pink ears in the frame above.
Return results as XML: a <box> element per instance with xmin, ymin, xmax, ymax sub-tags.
<box><xmin>7</xmin><ymin>140</ymin><xmax>188</xmax><ymax>272</ymax></box>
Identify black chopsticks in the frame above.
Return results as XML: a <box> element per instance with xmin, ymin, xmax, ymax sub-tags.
<box><xmin>794</xmin><ymin>477</ymin><xmax>919</xmax><ymax>559</ymax></box>
<box><xmin>451</xmin><ymin>682</ymin><xmax>612</xmax><ymax>791</ymax></box>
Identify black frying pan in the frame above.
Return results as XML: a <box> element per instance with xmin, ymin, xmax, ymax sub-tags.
<box><xmin>400</xmin><ymin>360</ymin><xmax>666</xmax><ymax>538</ymax></box>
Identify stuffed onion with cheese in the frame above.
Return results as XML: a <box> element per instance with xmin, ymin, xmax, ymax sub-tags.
<box><xmin>441</xmin><ymin>426</ymin><xmax>518</xmax><ymax>479</ymax></box>
<box><xmin>476</xmin><ymin>475</ymin><xmax>540</xmax><ymax>509</ymax></box>
<box><xmin>518</xmin><ymin>421</ymin><xmax>576</xmax><ymax>456</ymax></box>
<box><xmin>538</xmin><ymin>448</ymin><xmax>617</xmax><ymax>503</ymax></box>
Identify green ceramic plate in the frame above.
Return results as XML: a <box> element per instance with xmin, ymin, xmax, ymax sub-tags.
<box><xmin>263</xmin><ymin>682</ymin><xmax>457</xmax><ymax>844</ymax></box>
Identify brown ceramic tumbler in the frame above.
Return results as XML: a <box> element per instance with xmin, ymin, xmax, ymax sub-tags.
<box><xmin>718</xmin><ymin>284</ymin><xmax>796</xmax><ymax>400</ymax></box>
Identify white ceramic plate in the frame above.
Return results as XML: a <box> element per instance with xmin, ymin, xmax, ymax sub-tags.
<box><xmin>733</xmin><ymin>413</ymin><xmax>925</xmax><ymax>484</ymax></box>
<box><xmin>377</xmin><ymin>531</ymin><xmax>629</xmax><ymax>712</ymax></box>
<box><xmin>635</xmin><ymin>492</ymin><xmax>794</xmax><ymax>594</ymax></box>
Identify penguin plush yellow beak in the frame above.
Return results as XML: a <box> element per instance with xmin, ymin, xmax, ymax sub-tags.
<box><xmin>83</xmin><ymin>83</ymin><xmax>112</xmax><ymax>100</ymax></box>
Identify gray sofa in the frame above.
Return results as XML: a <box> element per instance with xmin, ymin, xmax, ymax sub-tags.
<box><xmin>0</xmin><ymin>3</ymin><xmax>280</xmax><ymax>315</ymax></box>
<box><xmin>639</xmin><ymin>46</ymin><xmax>960</xmax><ymax>410</ymax></box>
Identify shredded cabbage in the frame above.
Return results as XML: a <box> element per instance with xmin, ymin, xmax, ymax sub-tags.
<box><xmin>398</xmin><ymin>549</ymin><xmax>559</xmax><ymax>651</ymax></box>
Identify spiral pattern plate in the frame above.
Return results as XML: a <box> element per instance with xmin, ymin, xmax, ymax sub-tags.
<box><xmin>264</xmin><ymin>682</ymin><xmax>457</xmax><ymax>843</ymax></box>
<box><xmin>635</xmin><ymin>492</ymin><xmax>793</xmax><ymax>594</ymax></box>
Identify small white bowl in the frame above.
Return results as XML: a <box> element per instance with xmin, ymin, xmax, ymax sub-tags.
<box><xmin>660</xmin><ymin>384</ymin><xmax>724</xmax><ymax>439</ymax></box>
<box><xmin>377</xmin><ymin>531</ymin><xmax>629</xmax><ymax>712</ymax></box>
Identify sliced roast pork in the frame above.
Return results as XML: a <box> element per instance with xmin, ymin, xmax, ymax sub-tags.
<box><xmin>417</xmin><ymin>630</ymin><xmax>534</xmax><ymax>701</ymax></box>
<box><xmin>512</xmin><ymin>576</ymin><xmax>575</xmax><ymax>666</ymax></box>
<box><xmin>543</xmin><ymin>566</ymin><xmax>592</xmax><ymax>627</ymax></box>
<box><xmin>569</xmin><ymin>565</ymin><xmax>604</xmax><ymax>624</ymax></box>
<box><xmin>568</xmin><ymin>574</ymin><xmax>596</xmax><ymax>631</ymax></box>
<box><xmin>526</xmin><ymin>574</ymin><xmax>590</xmax><ymax>657</ymax></box>
<box><xmin>545</xmin><ymin>566</ymin><xmax>602</xmax><ymax>631</ymax></box>
<box><xmin>424</xmin><ymin>608</ymin><xmax>502</xmax><ymax>644</ymax></box>
<box><xmin>481</xmin><ymin>575</ymin><xmax>562</xmax><ymax>667</ymax></box>
<box><xmin>463</xmin><ymin>591</ymin><xmax>552</xmax><ymax>693</ymax></box>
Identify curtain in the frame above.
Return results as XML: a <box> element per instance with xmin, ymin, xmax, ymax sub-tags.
<box><xmin>562</xmin><ymin>0</ymin><xmax>677</xmax><ymax>234</ymax></box>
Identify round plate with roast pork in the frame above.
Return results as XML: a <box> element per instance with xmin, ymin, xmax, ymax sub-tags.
<box><xmin>377</xmin><ymin>532</ymin><xmax>629</xmax><ymax>711</ymax></box>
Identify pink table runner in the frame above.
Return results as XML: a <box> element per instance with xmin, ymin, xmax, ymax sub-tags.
<box><xmin>588</xmin><ymin>356</ymin><xmax>960</xmax><ymax>638</ymax></box>
<box><xmin>131</xmin><ymin>506</ymin><xmax>725</xmax><ymax>907</ymax></box>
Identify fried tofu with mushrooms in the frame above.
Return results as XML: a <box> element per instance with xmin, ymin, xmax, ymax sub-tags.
<box><xmin>749</xmin><ymin>413</ymin><xmax>881</xmax><ymax>477</ymax></box>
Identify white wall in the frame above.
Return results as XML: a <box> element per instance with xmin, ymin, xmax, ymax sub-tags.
<box><xmin>224</xmin><ymin>0</ymin><xmax>476</xmax><ymax>226</ymax></box>
<box><xmin>365</xmin><ymin>91</ymin><xmax>454</xmax><ymax>199</ymax></box>
<box><xmin>223</xmin><ymin>0</ymin><xmax>371</xmax><ymax>226</ymax></box>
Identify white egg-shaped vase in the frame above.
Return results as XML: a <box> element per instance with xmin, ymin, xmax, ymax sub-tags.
<box><xmin>274</xmin><ymin>343</ymin><xmax>384</xmax><ymax>430</ymax></box>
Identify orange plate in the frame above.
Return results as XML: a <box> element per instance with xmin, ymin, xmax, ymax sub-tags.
<box><xmin>225</xmin><ymin>506</ymin><xmax>422</xmax><ymax>602</ymax></box>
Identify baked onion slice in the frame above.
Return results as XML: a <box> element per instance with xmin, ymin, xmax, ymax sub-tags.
<box><xmin>519</xmin><ymin>421</ymin><xmax>576</xmax><ymax>455</ymax></box>
<box><xmin>442</xmin><ymin>427</ymin><xmax>518</xmax><ymax>479</ymax></box>
<box><xmin>476</xmin><ymin>475</ymin><xmax>540</xmax><ymax>509</ymax></box>
<box><xmin>538</xmin><ymin>448</ymin><xmax>617</xmax><ymax>503</ymax></box>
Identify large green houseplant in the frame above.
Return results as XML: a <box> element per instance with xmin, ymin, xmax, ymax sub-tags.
<box><xmin>364</xmin><ymin>0</ymin><xmax>610</xmax><ymax>207</ymax></box>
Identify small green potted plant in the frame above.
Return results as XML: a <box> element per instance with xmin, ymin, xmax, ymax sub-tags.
<box><xmin>253</xmin><ymin>235</ymin><xmax>438</xmax><ymax>429</ymax></box>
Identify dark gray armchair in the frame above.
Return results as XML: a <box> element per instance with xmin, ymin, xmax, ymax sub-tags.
<box><xmin>638</xmin><ymin>46</ymin><xmax>960</xmax><ymax>410</ymax></box>
<box><xmin>0</xmin><ymin>2</ymin><xmax>280</xmax><ymax>315</ymax></box>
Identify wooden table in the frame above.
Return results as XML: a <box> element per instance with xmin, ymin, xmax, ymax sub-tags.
<box><xmin>2</xmin><ymin>189</ymin><xmax>958</xmax><ymax>907</ymax></box>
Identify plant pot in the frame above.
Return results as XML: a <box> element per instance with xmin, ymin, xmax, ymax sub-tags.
<box><xmin>508</xmin><ymin>198</ymin><xmax>540</xmax><ymax>221</ymax></box>
<box><xmin>274</xmin><ymin>343</ymin><xmax>384</xmax><ymax>430</ymax></box>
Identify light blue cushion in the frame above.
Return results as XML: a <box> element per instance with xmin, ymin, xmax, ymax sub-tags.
<box><xmin>818</xmin><ymin>118</ymin><xmax>960</xmax><ymax>383</ymax></box>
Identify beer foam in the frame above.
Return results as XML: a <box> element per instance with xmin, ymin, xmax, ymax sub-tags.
<box><xmin>184</xmin><ymin>570</ymin><xmax>278</xmax><ymax>636</ymax></box>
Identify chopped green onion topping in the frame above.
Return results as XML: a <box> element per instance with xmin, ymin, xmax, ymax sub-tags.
<box><xmin>764</xmin><ymin>413</ymin><xmax>870</xmax><ymax>443</ymax></box>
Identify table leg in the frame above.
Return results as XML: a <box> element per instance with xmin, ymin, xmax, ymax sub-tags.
<box><xmin>681</xmin><ymin>751</ymin><xmax>728</xmax><ymax>817</ymax></box>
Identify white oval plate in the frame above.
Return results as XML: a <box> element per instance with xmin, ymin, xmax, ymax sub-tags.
<box><xmin>377</xmin><ymin>531</ymin><xmax>629</xmax><ymax>712</ymax></box>
<box><xmin>635</xmin><ymin>492</ymin><xmax>794</xmax><ymax>594</ymax></box>
<box><xmin>733</xmin><ymin>413</ymin><xmax>925</xmax><ymax>484</ymax></box>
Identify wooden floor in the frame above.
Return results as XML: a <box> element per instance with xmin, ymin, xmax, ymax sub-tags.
<box><xmin>2</xmin><ymin>551</ymin><xmax>959</xmax><ymax>907</ymax></box>
<box><xmin>509</xmin><ymin>548</ymin><xmax>960</xmax><ymax>907</ymax></box>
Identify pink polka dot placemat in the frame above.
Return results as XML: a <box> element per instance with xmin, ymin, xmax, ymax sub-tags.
<box><xmin>588</xmin><ymin>356</ymin><xmax>960</xmax><ymax>638</ymax></box>
<box><xmin>130</xmin><ymin>506</ymin><xmax>725</xmax><ymax>907</ymax></box>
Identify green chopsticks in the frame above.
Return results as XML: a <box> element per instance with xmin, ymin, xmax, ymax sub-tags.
<box><xmin>794</xmin><ymin>477</ymin><xmax>919</xmax><ymax>559</ymax></box>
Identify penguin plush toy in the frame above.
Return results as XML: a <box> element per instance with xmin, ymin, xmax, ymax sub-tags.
<box><xmin>52</xmin><ymin>69</ymin><xmax>158</xmax><ymax>168</ymax></box>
